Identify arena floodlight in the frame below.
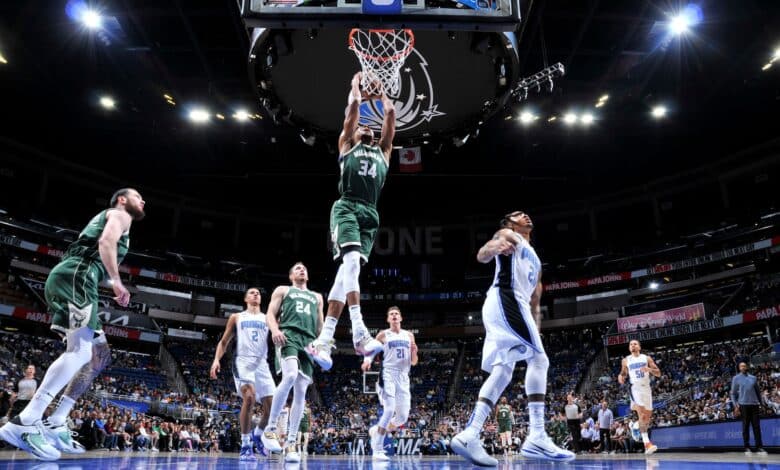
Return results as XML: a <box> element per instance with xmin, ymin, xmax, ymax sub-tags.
<box><xmin>649</xmin><ymin>282</ymin><xmax>659</xmax><ymax>290</ymax></box>
<box><xmin>651</xmin><ymin>105</ymin><xmax>668</xmax><ymax>119</ymax></box>
<box><xmin>233</xmin><ymin>109</ymin><xmax>251</xmax><ymax>122</ymax></box>
<box><xmin>774</xmin><ymin>48</ymin><xmax>780</xmax><ymax>61</ymax></box>
<box><xmin>99</xmin><ymin>96</ymin><xmax>115</xmax><ymax>109</ymax></box>
<box><xmin>188</xmin><ymin>108</ymin><xmax>210</xmax><ymax>123</ymax></box>
<box><xmin>81</xmin><ymin>9</ymin><xmax>103</xmax><ymax>30</ymax></box>
<box><xmin>669</xmin><ymin>14</ymin><xmax>690</xmax><ymax>35</ymax></box>
<box><xmin>598</xmin><ymin>94</ymin><xmax>609</xmax><ymax>103</ymax></box>
<box><xmin>216</xmin><ymin>113</ymin><xmax>225</xmax><ymax>120</ymax></box>
<box><xmin>580</xmin><ymin>113</ymin><xmax>594</xmax><ymax>125</ymax></box>
<box><xmin>763</xmin><ymin>63</ymin><xmax>773</xmax><ymax>71</ymax></box>
<box><xmin>519</xmin><ymin>111</ymin><xmax>536</xmax><ymax>125</ymax></box>
<box><xmin>563</xmin><ymin>113</ymin><xmax>578</xmax><ymax>125</ymax></box>
<box><xmin>0</xmin><ymin>52</ymin><xmax>7</xmax><ymax>65</ymax></box>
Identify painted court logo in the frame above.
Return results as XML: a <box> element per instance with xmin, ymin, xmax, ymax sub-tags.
<box><xmin>359</xmin><ymin>48</ymin><xmax>445</xmax><ymax>133</ymax></box>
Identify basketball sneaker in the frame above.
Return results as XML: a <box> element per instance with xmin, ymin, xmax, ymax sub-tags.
<box><xmin>285</xmin><ymin>443</ymin><xmax>301</xmax><ymax>462</ymax></box>
<box><xmin>451</xmin><ymin>431</ymin><xmax>498</xmax><ymax>467</ymax></box>
<box><xmin>42</xmin><ymin>419</ymin><xmax>85</xmax><ymax>454</ymax></box>
<box><xmin>369</xmin><ymin>425</ymin><xmax>389</xmax><ymax>460</ymax></box>
<box><xmin>644</xmin><ymin>442</ymin><xmax>658</xmax><ymax>455</ymax></box>
<box><xmin>354</xmin><ymin>332</ymin><xmax>382</xmax><ymax>357</ymax></box>
<box><xmin>239</xmin><ymin>445</ymin><xmax>256</xmax><ymax>461</ymax></box>
<box><xmin>306</xmin><ymin>339</ymin><xmax>335</xmax><ymax>371</ymax></box>
<box><xmin>521</xmin><ymin>433</ymin><xmax>576</xmax><ymax>462</ymax></box>
<box><xmin>261</xmin><ymin>429</ymin><xmax>283</xmax><ymax>453</ymax></box>
<box><xmin>252</xmin><ymin>426</ymin><xmax>267</xmax><ymax>456</ymax></box>
<box><xmin>0</xmin><ymin>417</ymin><xmax>61</xmax><ymax>461</ymax></box>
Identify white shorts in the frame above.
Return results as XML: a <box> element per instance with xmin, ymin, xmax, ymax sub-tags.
<box><xmin>629</xmin><ymin>385</ymin><xmax>653</xmax><ymax>411</ymax></box>
<box><xmin>481</xmin><ymin>288</ymin><xmax>544</xmax><ymax>373</ymax></box>
<box><xmin>233</xmin><ymin>355</ymin><xmax>276</xmax><ymax>401</ymax></box>
<box><xmin>377</xmin><ymin>369</ymin><xmax>411</xmax><ymax>427</ymax></box>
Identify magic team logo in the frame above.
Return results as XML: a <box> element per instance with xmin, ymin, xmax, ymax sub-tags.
<box><xmin>358</xmin><ymin>48</ymin><xmax>445</xmax><ymax>133</ymax></box>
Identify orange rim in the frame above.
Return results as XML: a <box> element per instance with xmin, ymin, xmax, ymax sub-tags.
<box><xmin>348</xmin><ymin>28</ymin><xmax>415</xmax><ymax>63</ymax></box>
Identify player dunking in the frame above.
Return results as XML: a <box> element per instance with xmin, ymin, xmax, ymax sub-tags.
<box><xmin>0</xmin><ymin>189</ymin><xmax>145</xmax><ymax>461</ymax></box>
<box><xmin>452</xmin><ymin>211</ymin><xmax>574</xmax><ymax>466</ymax></box>
<box><xmin>618</xmin><ymin>339</ymin><xmax>660</xmax><ymax>455</ymax></box>
<box><xmin>307</xmin><ymin>72</ymin><xmax>396</xmax><ymax>369</ymax></box>
<box><xmin>261</xmin><ymin>262</ymin><xmax>323</xmax><ymax>463</ymax></box>
<box><xmin>210</xmin><ymin>287</ymin><xmax>275</xmax><ymax>461</ymax></box>
<box><xmin>496</xmin><ymin>397</ymin><xmax>514</xmax><ymax>457</ymax></box>
<box><xmin>361</xmin><ymin>306</ymin><xmax>418</xmax><ymax>460</ymax></box>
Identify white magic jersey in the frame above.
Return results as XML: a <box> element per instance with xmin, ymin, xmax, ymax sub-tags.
<box><xmin>626</xmin><ymin>353</ymin><xmax>651</xmax><ymax>387</ymax></box>
<box><xmin>382</xmin><ymin>329</ymin><xmax>412</xmax><ymax>374</ymax></box>
<box><xmin>235</xmin><ymin>310</ymin><xmax>269</xmax><ymax>358</ymax></box>
<box><xmin>492</xmin><ymin>233</ymin><xmax>542</xmax><ymax>304</ymax></box>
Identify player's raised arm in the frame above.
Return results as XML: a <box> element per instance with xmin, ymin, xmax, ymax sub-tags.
<box><xmin>338</xmin><ymin>72</ymin><xmax>363</xmax><ymax>152</ymax></box>
<box><xmin>210</xmin><ymin>313</ymin><xmax>238</xmax><ymax>379</ymax></box>
<box><xmin>530</xmin><ymin>273</ymin><xmax>543</xmax><ymax>329</ymax></box>
<box><xmin>477</xmin><ymin>229</ymin><xmax>517</xmax><ymax>264</ymax></box>
<box><xmin>378</xmin><ymin>93</ymin><xmax>396</xmax><ymax>160</ymax></box>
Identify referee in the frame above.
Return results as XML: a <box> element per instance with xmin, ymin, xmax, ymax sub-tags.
<box><xmin>9</xmin><ymin>365</ymin><xmax>37</xmax><ymax>417</ymax></box>
<box><xmin>564</xmin><ymin>392</ymin><xmax>582</xmax><ymax>453</ymax></box>
<box><xmin>730</xmin><ymin>362</ymin><xmax>767</xmax><ymax>455</ymax></box>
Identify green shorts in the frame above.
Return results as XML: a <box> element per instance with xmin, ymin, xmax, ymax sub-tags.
<box><xmin>275</xmin><ymin>328</ymin><xmax>315</xmax><ymax>382</ymax></box>
<box><xmin>44</xmin><ymin>257</ymin><xmax>103</xmax><ymax>337</ymax></box>
<box><xmin>498</xmin><ymin>421</ymin><xmax>512</xmax><ymax>434</ymax></box>
<box><xmin>329</xmin><ymin>198</ymin><xmax>379</xmax><ymax>263</ymax></box>
<box><xmin>299</xmin><ymin>420</ymin><xmax>310</xmax><ymax>433</ymax></box>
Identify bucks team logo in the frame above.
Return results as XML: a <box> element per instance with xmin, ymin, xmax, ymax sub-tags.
<box><xmin>358</xmin><ymin>48</ymin><xmax>445</xmax><ymax>133</ymax></box>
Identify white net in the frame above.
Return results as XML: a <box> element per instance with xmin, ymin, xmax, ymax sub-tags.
<box><xmin>348</xmin><ymin>29</ymin><xmax>415</xmax><ymax>97</ymax></box>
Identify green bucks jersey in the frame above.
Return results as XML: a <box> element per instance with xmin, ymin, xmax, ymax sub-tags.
<box><xmin>64</xmin><ymin>210</ymin><xmax>130</xmax><ymax>282</ymax></box>
<box><xmin>279</xmin><ymin>286</ymin><xmax>319</xmax><ymax>338</ymax></box>
<box><xmin>338</xmin><ymin>143</ymin><xmax>388</xmax><ymax>207</ymax></box>
<box><xmin>497</xmin><ymin>404</ymin><xmax>512</xmax><ymax>424</ymax></box>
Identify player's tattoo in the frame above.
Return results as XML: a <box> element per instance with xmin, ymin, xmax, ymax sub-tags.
<box><xmin>62</xmin><ymin>342</ymin><xmax>111</xmax><ymax>399</ymax></box>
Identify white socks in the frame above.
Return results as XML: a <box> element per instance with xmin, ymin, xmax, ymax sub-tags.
<box><xmin>241</xmin><ymin>434</ymin><xmax>251</xmax><ymax>446</ymax></box>
<box><xmin>528</xmin><ymin>402</ymin><xmax>545</xmax><ymax>437</ymax></box>
<box><xmin>464</xmin><ymin>401</ymin><xmax>491</xmax><ymax>438</ymax></box>
<box><xmin>318</xmin><ymin>316</ymin><xmax>338</xmax><ymax>343</ymax></box>
<box><xmin>47</xmin><ymin>395</ymin><xmax>76</xmax><ymax>426</ymax></box>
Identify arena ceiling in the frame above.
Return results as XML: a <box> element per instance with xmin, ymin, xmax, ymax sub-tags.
<box><xmin>0</xmin><ymin>0</ymin><xmax>778</xmax><ymax>221</ymax></box>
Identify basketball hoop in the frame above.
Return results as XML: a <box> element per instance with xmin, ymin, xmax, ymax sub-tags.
<box><xmin>348</xmin><ymin>29</ymin><xmax>415</xmax><ymax>97</ymax></box>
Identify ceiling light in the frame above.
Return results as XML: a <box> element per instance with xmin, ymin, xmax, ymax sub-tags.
<box><xmin>774</xmin><ymin>48</ymin><xmax>780</xmax><ymax>61</ymax></box>
<box><xmin>216</xmin><ymin>113</ymin><xmax>225</xmax><ymax>120</ymax></box>
<box><xmin>649</xmin><ymin>281</ymin><xmax>659</xmax><ymax>290</ymax></box>
<box><xmin>166</xmin><ymin>99</ymin><xmax>176</xmax><ymax>106</ymax></box>
<box><xmin>163</xmin><ymin>94</ymin><xmax>173</xmax><ymax>100</ymax></box>
<box><xmin>519</xmin><ymin>111</ymin><xmax>536</xmax><ymax>124</ymax></box>
<box><xmin>563</xmin><ymin>113</ymin><xmax>578</xmax><ymax>125</ymax></box>
<box><xmin>669</xmin><ymin>14</ymin><xmax>690</xmax><ymax>35</ymax></box>
<box><xmin>580</xmin><ymin>113</ymin><xmax>594</xmax><ymax>125</ymax></box>
<box><xmin>233</xmin><ymin>110</ymin><xmax>250</xmax><ymax>122</ymax></box>
<box><xmin>188</xmin><ymin>109</ymin><xmax>210</xmax><ymax>123</ymax></box>
<box><xmin>598</xmin><ymin>94</ymin><xmax>609</xmax><ymax>102</ymax></box>
<box><xmin>99</xmin><ymin>96</ymin><xmax>115</xmax><ymax>109</ymax></box>
<box><xmin>762</xmin><ymin>63</ymin><xmax>772</xmax><ymax>71</ymax></box>
<box><xmin>547</xmin><ymin>116</ymin><xmax>557</xmax><ymax>122</ymax></box>
<box><xmin>651</xmin><ymin>105</ymin><xmax>668</xmax><ymax>119</ymax></box>
<box><xmin>81</xmin><ymin>9</ymin><xmax>103</xmax><ymax>29</ymax></box>
<box><xmin>0</xmin><ymin>53</ymin><xmax>7</xmax><ymax>65</ymax></box>
<box><xmin>595</xmin><ymin>101</ymin><xmax>605</xmax><ymax>108</ymax></box>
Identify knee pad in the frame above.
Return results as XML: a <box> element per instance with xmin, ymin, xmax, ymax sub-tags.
<box><xmin>342</xmin><ymin>251</ymin><xmax>361</xmax><ymax>294</ymax></box>
<box><xmin>328</xmin><ymin>263</ymin><xmax>347</xmax><ymax>304</ymax></box>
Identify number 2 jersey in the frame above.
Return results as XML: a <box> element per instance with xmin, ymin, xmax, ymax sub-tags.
<box><xmin>338</xmin><ymin>143</ymin><xmax>388</xmax><ymax>207</ymax></box>
<box><xmin>626</xmin><ymin>353</ymin><xmax>651</xmax><ymax>387</ymax></box>
<box><xmin>234</xmin><ymin>310</ymin><xmax>269</xmax><ymax>358</ymax></box>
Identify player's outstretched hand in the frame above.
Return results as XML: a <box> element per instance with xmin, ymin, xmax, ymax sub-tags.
<box><xmin>361</xmin><ymin>360</ymin><xmax>372</xmax><ymax>372</ymax></box>
<box><xmin>617</xmin><ymin>374</ymin><xmax>625</xmax><ymax>385</ymax></box>
<box><xmin>210</xmin><ymin>362</ymin><xmax>220</xmax><ymax>379</ymax></box>
<box><xmin>112</xmin><ymin>280</ymin><xmax>130</xmax><ymax>307</ymax></box>
<box><xmin>272</xmin><ymin>329</ymin><xmax>287</xmax><ymax>347</ymax></box>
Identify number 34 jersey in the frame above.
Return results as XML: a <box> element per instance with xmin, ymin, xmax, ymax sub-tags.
<box><xmin>339</xmin><ymin>143</ymin><xmax>388</xmax><ymax>207</ymax></box>
<box><xmin>279</xmin><ymin>286</ymin><xmax>319</xmax><ymax>338</ymax></box>
<box><xmin>382</xmin><ymin>329</ymin><xmax>413</xmax><ymax>374</ymax></box>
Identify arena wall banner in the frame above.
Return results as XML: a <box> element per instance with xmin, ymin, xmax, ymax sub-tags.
<box><xmin>616</xmin><ymin>303</ymin><xmax>705</xmax><ymax>333</ymax></box>
<box><xmin>0</xmin><ymin>234</ymin><xmax>247</xmax><ymax>292</ymax></box>
<box><xmin>18</xmin><ymin>274</ymin><xmax>147</xmax><ymax>314</ymax></box>
<box><xmin>544</xmin><ymin>235</ymin><xmax>779</xmax><ymax>292</ymax></box>
<box><xmin>606</xmin><ymin>317</ymin><xmax>725</xmax><ymax>346</ymax></box>
<box><xmin>166</xmin><ymin>328</ymin><xmax>205</xmax><ymax>341</ymax></box>
<box><xmin>652</xmin><ymin>417</ymin><xmax>780</xmax><ymax>449</ymax></box>
<box><xmin>0</xmin><ymin>304</ymin><xmax>161</xmax><ymax>343</ymax></box>
<box><xmin>742</xmin><ymin>303</ymin><xmax>780</xmax><ymax>323</ymax></box>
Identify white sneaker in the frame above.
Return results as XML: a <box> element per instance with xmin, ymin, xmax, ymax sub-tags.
<box><xmin>369</xmin><ymin>425</ymin><xmax>385</xmax><ymax>457</ymax></box>
<box><xmin>353</xmin><ymin>330</ymin><xmax>381</xmax><ymax>356</ymax></box>
<box><xmin>757</xmin><ymin>448</ymin><xmax>768</xmax><ymax>455</ymax></box>
<box><xmin>521</xmin><ymin>433</ymin><xmax>575</xmax><ymax>462</ymax></box>
<box><xmin>745</xmin><ymin>448</ymin><xmax>753</xmax><ymax>456</ymax></box>
<box><xmin>451</xmin><ymin>431</ymin><xmax>498</xmax><ymax>467</ymax></box>
<box><xmin>285</xmin><ymin>444</ymin><xmax>301</xmax><ymax>462</ymax></box>
<box><xmin>644</xmin><ymin>442</ymin><xmax>658</xmax><ymax>455</ymax></box>
<box><xmin>372</xmin><ymin>450</ymin><xmax>390</xmax><ymax>461</ymax></box>
<box><xmin>306</xmin><ymin>339</ymin><xmax>335</xmax><ymax>371</ymax></box>
<box><xmin>261</xmin><ymin>429</ymin><xmax>283</xmax><ymax>453</ymax></box>
<box><xmin>42</xmin><ymin>420</ymin><xmax>86</xmax><ymax>454</ymax></box>
<box><xmin>0</xmin><ymin>418</ymin><xmax>61</xmax><ymax>461</ymax></box>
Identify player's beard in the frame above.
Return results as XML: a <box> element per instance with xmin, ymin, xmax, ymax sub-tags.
<box><xmin>126</xmin><ymin>202</ymin><xmax>146</xmax><ymax>221</ymax></box>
